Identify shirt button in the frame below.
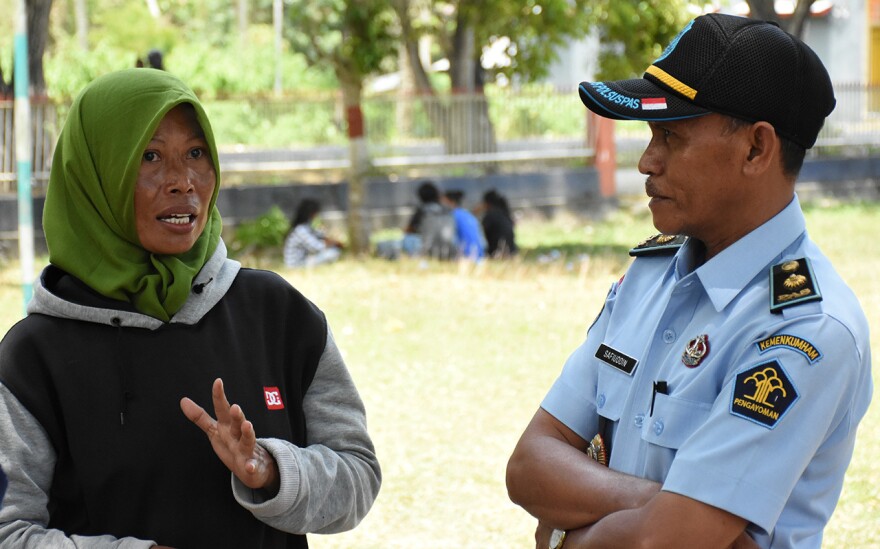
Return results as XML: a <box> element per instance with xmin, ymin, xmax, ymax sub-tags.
<box><xmin>652</xmin><ymin>419</ymin><xmax>664</xmax><ymax>436</ymax></box>
<box><xmin>597</xmin><ymin>394</ymin><xmax>606</xmax><ymax>408</ymax></box>
<box><xmin>663</xmin><ymin>329</ymin><xmax>676</xmax><ymax>343</ymax></box>
<box><xmin>634</xmin><ymin>413</ymin><xmax>644</xmax><ymax>428</ymax></box>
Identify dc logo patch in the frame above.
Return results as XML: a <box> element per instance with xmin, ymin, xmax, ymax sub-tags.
<box><xmin>264</xmin><ymin>387</ymin><xmax>285</xmax><ymax>410</ymax></box>
<box><xmin>730</xmin><ymin>360</ymin><xmax>798</xmax><ymax>429</ymax></box>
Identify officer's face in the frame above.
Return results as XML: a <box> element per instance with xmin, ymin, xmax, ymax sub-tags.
<box><xmin>638</xmin><ymin>113</ymin><xmax>756</xmax><ymax>258</ymax></box>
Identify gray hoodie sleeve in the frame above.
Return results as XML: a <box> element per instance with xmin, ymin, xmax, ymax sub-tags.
<box><xmin>230</xmin><ymin>328</ymin><xmax>382</xmax><ymax>534</ymax></box>
<box><xmin>0</xmin><ymin>384</ymin><xmax>157</xmax><ymax>548</ymax></box>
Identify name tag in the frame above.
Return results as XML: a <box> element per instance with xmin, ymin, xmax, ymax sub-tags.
<box><xmin>595</xmin><ymin>344</ymin><xmax>638</xmax><ymax>375</ymax></box>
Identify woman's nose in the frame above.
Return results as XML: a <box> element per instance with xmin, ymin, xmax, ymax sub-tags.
<box><xmin>165</xmin><ymin>159</ymin><xmax>195</xmax><ymax>193</ymax></box>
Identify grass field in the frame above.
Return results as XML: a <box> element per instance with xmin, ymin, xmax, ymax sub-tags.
<box><xmin>0</xmin><ymin>197</ymin><xmax>877</xmax><ymax>548</ymax></box>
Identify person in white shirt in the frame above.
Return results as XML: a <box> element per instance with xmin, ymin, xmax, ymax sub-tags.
<box><xmin>283</xmin><ymin>198</ymin><xmax>344</xmax><ymax>268</ymax></box>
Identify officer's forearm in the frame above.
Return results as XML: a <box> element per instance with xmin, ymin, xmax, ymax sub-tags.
<box><xmin>506</xmin><ymin>412</ymin><xmax>660</xmax><ymax>529</ymax></box>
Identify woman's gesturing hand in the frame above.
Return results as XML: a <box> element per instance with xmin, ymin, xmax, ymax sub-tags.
<box><xmin>181</xmin><ymin>378</ymin><xmax>280</xmax><ymax>495</ymax></box>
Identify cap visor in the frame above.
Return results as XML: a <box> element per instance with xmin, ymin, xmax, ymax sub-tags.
<box><xmin>579</xmin><ymin>79</ymin><xmax>709</xmax><ymax>122</ymax></box>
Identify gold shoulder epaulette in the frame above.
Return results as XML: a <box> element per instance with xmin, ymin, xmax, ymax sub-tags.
<box><xmin>629</xmin><ymin>234</ymin><xmax>687</xmax><ymax>257</ymax></box>
<box><xmin>770</xmin><ymin>258</ymin><xmax>822</xmax><ymax>313</ymax></box>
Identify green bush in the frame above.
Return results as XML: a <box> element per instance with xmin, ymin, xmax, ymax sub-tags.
<box><xmin>228</xmin><ymin>205</ymin><xmax>290</xmax><ymax>258</ymax></box>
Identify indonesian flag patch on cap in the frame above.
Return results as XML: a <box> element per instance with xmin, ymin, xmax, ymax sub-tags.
<box><xmin>642</xmin><ymin>97</ymin><xmax>667</xmax><ymax>111</ymax></box>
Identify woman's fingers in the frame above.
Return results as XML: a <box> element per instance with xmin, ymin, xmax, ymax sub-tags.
<box><xmin>228</xmin><ymin>404</ymin><xmax>245</xmax><ymax>439</ymax></box>
<box><xmin>180</xmin><ymin>397</ymin><xmax>216</xmax><ymax>435</ymax></box>
<box><xmin>210</xmin><ymin>378</ymin><xmax>246</xmax><ymax>439</ymax></box>
<box><xmin>211</xmin><ymin>378</ymin><xmax>233</xmax><ymax>423</ymax></box>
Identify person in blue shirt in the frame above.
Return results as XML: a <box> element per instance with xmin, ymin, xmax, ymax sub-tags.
<box><xmin>443</xmin><ymin>189</ymin><xmax>485</xmax><ymax>261</ymax></box>
<box><xmin>506</xmin><ymin>13</ymin><xmax>872</xmax><ymax>549</ymax></box>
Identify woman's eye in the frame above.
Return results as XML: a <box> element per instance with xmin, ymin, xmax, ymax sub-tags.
<box><xmin>143</xmin><ymin>151</ymin><xmax>159</xmax><ymax>162</ymax></box>
<box><xmin>190</xmin><ymin>147</ymin><xmax>204</xmax><ymax>159</ymax></box>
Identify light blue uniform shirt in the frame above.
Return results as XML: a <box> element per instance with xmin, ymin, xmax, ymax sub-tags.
<box><xmin>542</xmin><ymin>196</ymin><xmax>872</xmax><ymax>548</ymax></box>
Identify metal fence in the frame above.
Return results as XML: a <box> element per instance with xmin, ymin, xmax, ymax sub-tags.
<box><xmin>2</xmin><ymin>82</ymin><xmax>880</xmax><ymax>194</ymax></box>
<box><xmin>0</xmin><ymin>97</ymin><xmax>58</xmax><ymax>194</ymax></box>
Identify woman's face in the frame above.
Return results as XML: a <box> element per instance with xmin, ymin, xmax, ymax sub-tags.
<box><xmin>134</xmin><ymin>104</ymin><xmax>216</xmax><ymax>255</ymax></box>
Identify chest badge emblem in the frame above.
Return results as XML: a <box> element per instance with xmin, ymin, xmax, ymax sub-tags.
<box><xmin>682</xmin><ymin>334</ymin><xmax>710</xmax><ymax>368</ymax></box>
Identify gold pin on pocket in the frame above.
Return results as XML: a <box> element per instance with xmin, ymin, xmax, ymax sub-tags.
<box><xmin>587</xmin><ymin>433</ymin><xmax>608</xmax><ymax>466</ymax></box>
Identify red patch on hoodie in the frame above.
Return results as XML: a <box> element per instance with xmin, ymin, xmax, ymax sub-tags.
<box><xmin>263</xmin><ymin>387</ymin><xmax>285</xmax><ymax>410</ymax></box>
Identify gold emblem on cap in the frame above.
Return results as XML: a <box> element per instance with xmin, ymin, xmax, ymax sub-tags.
<box><xmin>587</xmin><ymin>434</ymin><xmax>608</xmax><ymax>466</ymax></box>
<box><xmin>783</xmin><ymin>273</ymin><xmax>807</xmax><ymax>290</ymax></box>
<box><xmin>781</xmin><ymin>260</ymin><xmax>800</xmax><ymax>272</ymax></box>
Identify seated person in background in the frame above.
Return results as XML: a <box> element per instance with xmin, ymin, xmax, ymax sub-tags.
<box><xmin>402</xmin><ymin>180</ymin><xmax>457</xmax><ymax>260</ymax></box>
<box><xmin>480</xmin><ymin>189</ymin><xmax>518</xmax><ymax>258</ymax></box>
<box><xmin>443</xmin><ymin>189</ymin><xmax>485</xmax><ymax>261</ymax></box>
<box><xmin>284</xmin><ymin>198</ymin><xmax>344</xmax><ymax>268</ymax></box>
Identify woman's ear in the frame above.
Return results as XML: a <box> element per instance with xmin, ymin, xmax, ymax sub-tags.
<box><xmin>743</xmin><ymin>121</ymin><xmax>780</xmax><ymax>177</ymax></box>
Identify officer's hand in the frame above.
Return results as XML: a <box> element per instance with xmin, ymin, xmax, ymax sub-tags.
<box><xmin>535</xmin><ymin>521</ymin><xmax>553</xmax><ymax>549</ymax></box>
<box><xmin>729</xmin><ymin>530</ymin><xmax>761</xmax><ymax>549</ymax></box>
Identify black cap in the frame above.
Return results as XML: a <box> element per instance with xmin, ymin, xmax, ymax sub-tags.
<box><xmin>578</xmin><ymin>13</ymin><xmax>835</xmax><ymax>149</ymax></box>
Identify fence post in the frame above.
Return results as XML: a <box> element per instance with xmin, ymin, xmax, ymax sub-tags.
<box><xmin>15</xmin><ymin>0</ymin><xmax>35</xmax><ymax>314</ymax></box>
<box><xmin>592</xmin><ymin>111</ymin><xmax>616</xmax><ymax>197</ymax></box>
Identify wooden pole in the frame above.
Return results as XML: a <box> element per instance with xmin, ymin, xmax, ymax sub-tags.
<box><xmin>592</xmin><ymin>112</ymin><xmax>617</xmax><ymax>197</ymax></box>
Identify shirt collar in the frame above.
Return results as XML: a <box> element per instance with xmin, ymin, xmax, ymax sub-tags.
<box><xmin>682</xmin><ymin>195</ymin><xmax>806</xmax><ymax>312</ymax></box>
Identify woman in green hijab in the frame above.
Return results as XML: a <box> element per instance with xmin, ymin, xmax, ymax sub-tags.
<box><xmin>0</xmin><ymin>69</ymin><xmax>380</xmax><ymax>548</ymax></box>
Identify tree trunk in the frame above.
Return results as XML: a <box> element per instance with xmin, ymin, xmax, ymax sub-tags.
<box><xmin>447</xmin><ymin>17</ymin><xmax>496</xmax><ymax>157</ymax></box>
<box><xmin>145</xmin><ymin>0</ymin><xmax>161</xmax><ymax>18</ymax></box>
<box><xmin>396</xmin><ymin>43</ymin><xmax>416</xmax><ymax>136</ymax></box>
<box><xmin>788</xmin><ymin>0</ymin><xmax>815</xmax><ymax>38</ymax></box>
<box><xmin>450</xmin><ymin>18</ymin><xmax>475</xmax><ymax>93</ymax></box>
<box><xmin>273</xmin><ymin>0</ymin><xmax>282</xmax><ymax>95</ymax></box>
<box><xmin>74</xmin><ymin>0</ymin><xmax>89</xmax><ymax>50</ymax></box>
<box><xmin>338</xmin><ymin>75</ymin><xmax>371</xmax><ymax>255</ymax></box>
<box><xmin>747</xmin><ymin>0</ymin><xmax>779</xmax><ymax>25</ymax></box>
<box><xmin>238</xmin><ymin>0</ymin><xmax>249</xmax><ymax>40</ymax></box>
<box><xmin>27</xmin><ymin>0</ymin><xmax>53</xmax><ymax>95</ymax></box>
<box><xmin>394</xmin><ymin>0</ymin><xmax>451</xmax><ymax>141</ymax></box>
<box><xmin>746</xmin><ymin>0</ymin><xmax>815</xmax><ymax>38</ymax></box>
<box><xmin>394</xmin><ymin>0</ymin><xmax>496</xmax><ymax>159</ymax></box>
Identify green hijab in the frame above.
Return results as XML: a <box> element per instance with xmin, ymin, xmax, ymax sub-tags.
<box><xmin>44</xmin><ymin>68</ymin><xmax>222</xmax><ymax>322</ymax></box>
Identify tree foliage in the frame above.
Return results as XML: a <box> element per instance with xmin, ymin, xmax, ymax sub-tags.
<box><xmin>285</xmin><ymin>0</ymin><xmax>398</xmax><ymax>91</ymax></box>
<box><xmin>394</xmin><ymin>0</ymin><xmax>595</xmax><ymax>92</ymax></box>
<box><xmin>592</xmin><ymin>0</ymin><xmax>697</xmax><ymax>81</ymax></box>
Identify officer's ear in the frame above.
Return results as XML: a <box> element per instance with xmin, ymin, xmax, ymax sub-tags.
<box><xmin>742</xmin><ymin>121</ymin><xmax>780</xmax><ymax>178</ymax></box>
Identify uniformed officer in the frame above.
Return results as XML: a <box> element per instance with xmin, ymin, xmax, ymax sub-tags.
<box><xmin>506</xmin><ymin>13</ymin><xmax>872</xmax><ymax>549</ymax></box>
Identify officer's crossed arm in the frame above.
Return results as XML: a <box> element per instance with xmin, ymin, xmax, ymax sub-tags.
<box><xmin>506</xmin><ymin>408</ymin><xmax>660</xmax><ymax>529</ymax></box>
<box><xmin>562</xmin><ymin>491</ymin><xmax>753</xmax><ymax>549</ymax></box>
<box><xmin>507</xmin><ymin>408</ymin><xmax>756</xmax><ymax>549</ymax></box>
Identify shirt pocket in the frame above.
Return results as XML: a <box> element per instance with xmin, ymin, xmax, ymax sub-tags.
<box><xmin>641</xmin><ymin>392</ymin><xmax>712</xmax><ymax>449</ymax></box>
<box><xmin>595</xmin><ymin>365</ymin><xmax>633</xmax><ymax>423</ymax></box>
